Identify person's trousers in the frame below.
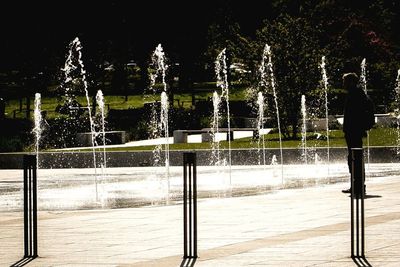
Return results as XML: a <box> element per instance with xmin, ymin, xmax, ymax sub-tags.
<box><xmin>345</xmin><ymin>133</ymin><xmax>363</xmax><ymax>175</ymax></box>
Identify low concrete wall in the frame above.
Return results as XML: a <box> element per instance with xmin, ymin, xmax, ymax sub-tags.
<box><xmin>0</xmin><ymin>147</ymin><xmax>399</xmax><ymax>169</ymax></box>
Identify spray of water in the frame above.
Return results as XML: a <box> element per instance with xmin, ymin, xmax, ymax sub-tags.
<box><xmin>315</xmin><ymin>152</ymin><xmax>322</xmax><ymax>164</ymax></box>
<box><xmin>256</xmin><ymin>92</ymin><xmax>266</xmax><ymax>166</ymax></box>
<box><xmin>33</xmin><ymin>93</ymin><xmax>42</xmax><ymax>168</ymax></box>
<box><xmin>64</xmin><ymin>37</ymin><xmax>98</xmax><ymax>201</ymax></box>
<box><xmin>215</xmin><ymin>49</ymin><xmax>232</xmax><ymax>182</ymax></box>
<box><xmin>96</xmin><ymin>90</ymin><xmax>107</xmax><ymax>170</ymax></box>
<box><xmin>160</xmin><ymin>91</ymin><xmax>170</xmax><ymax>172</ymax></box>
<box><xmin>301</xmin><ymin>95</ymin><xmax>308</xmax><ymax>164</ymax></box>
<box><xmin>62</xmin><ymin>41</ymin><xmax>79</xmax><ymax>109</ymax></box>
<box><xmin>320</xmin><ymin>56</ymin><xmax>330</xmax><ymax>172</ymax></box>
<box><xmin>360</xmin><ymin>58</ymin><xmax>370</xmax><ymax>166</ymax></box>
<box><xmin>360</xmin><ymin>59</ymin><xmax>367</xmax><ymax>94</ymax></box>
<box><xmin>150</xmin><ymin>44</ymin><xmax>168</xmax><ymax>91</ymax></box>
<box><xmin>149</xmin><ymin>44</ymin><xmax>169</xmax><ymax>169</ymax></box>
<box><xmin>260</xmin><ymin>44</ymin><xmax>284</xmax><ymax>180</ymax></box>
<box><xmin>211</xmin><ymin>91</ymin><xmax>221</xmax><ymax>165</ymax></box>
<box><xmin>149</xmin><ymin>44</ymin><xmax>170</xmax><ymax>202</ymax></box>
<box><xmin>271</xmin><ymin>155</ymin><xmax>278</xmax><ymax>165</ymax></box>
<box><xmin>394</xmin><ymin>69</ymin><xmax>400</xmax><ymax>155</ymax></box>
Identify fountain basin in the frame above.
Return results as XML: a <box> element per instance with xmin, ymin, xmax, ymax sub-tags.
<box><xmin>1</xmin><ymin>147</ymin><xmax>399</xmax><ymax>169</ymax></box>
<box><xmin>0</xmin><ymin>163</ymin><xmax>398</xmax><ymax>212</ymax></box>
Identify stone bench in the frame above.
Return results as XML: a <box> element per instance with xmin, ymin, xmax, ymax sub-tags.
<box><xmin>173</xmin><ymin>130</ymin><xmax>207</xmax><ymax>143</ymax></box>
<box><xmin>336</xmin><ymin>114</ymin><xmax>394</xmax><ymax>127</ymax></box>
<box><xmin>375</xmin><ymin>113</ymin><xmax>396</xmax><ymax>127</ymax></box>
<box><xmin>173</xmin><ymin>128</ymin><xmax>259</xmax><ymax>143</ymax></box>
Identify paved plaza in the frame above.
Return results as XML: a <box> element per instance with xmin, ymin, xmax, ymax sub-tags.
<box><xmin>1</xmin><ymin>174</ymin><xmax>400</xmax><ymax>267</ymax></box>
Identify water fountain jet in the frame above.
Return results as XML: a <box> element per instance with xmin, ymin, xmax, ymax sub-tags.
<box><xmin>259</xmin><ymin>44</ymin><xmax>284</xmax><ymax>182</ymax></box>
<box><xmin>33</xmin><ymin>93</ymin><xmax>42</xmax><ymax>168</ymax></box>
<box><xmin>256</xmin><ymin>92</ymin><xmax>266</xmax><ymax>166</ymax></box>
<box><xmin>320</xmin><ymin>56</ymin><xmax>330</xmax><ymax>171</ymax></box>
<box><xmin>301</xmin><ymin>95</ymin><xmax>308</xmax><ymax>164</ymax></box>
<box><xmin>395</xmin><ymin>69</ymin><xmax>400</xmax><ymax>155</ymax></box>
<box><xmin>360</xmin><ymin>58</ymin><xmax>370</xmax><ymax>167</ymax></box>
<box><xmin>211</xmin><ymin>91</ymin><xmax>221</xmax><ymax>165</ymax></box>
<box><xmin>96</xmin><ymin>90</ymin><xmax>107</xmax><ymax>171</ymax></box>
<box><xmin>215</xmin><ymin>48</ymin><xmax>232</xmax><ymax>183</ymax></box>
<box><xmin>149</xmin><ymin>44</ymin><xmax>170</xmax><ymax>202</ymax></box>
<box><xmin>63</xmin><ymin>37</ymin><xmax>99</xmax><ymax>201</ymax></box>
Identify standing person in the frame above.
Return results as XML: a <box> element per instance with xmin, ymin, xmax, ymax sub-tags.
<box><xmin>341</xmin><ymin>72</ymin><xmax>374</xmax><ymax>194</ymax></box>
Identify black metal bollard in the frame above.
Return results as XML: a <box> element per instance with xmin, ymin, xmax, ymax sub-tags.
<box><xmin>183</xmin><ymin>152</ymin><xmax>198</xmax><ymax>259</ymax></box>
<box><xmin>23</xmin><ymin>155</ymin><xmax>38</xmax><ymax>258</ymax></box>
<box><xmin>350</xmin><ymin>148</ymin><xmax>365</xmax><ymax>258</ymax></box>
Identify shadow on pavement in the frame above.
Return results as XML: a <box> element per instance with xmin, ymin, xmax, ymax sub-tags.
<box><xmin>180</xmin><ymin>257</ymin><xmax>197</xmax><ymax>267</ymax></box>
<box><xmin>352</xmin><ymin>256</ymin><xmax>372</xmax><ymax>267</ymax></box>
<box><xmin>364</xmin><ymin>194</ymin><xmax>382</xmax><ymax>199</ymax></box>
<box><xmin>347</xmin><ymin>194</ymin><xmax>382</xmax><ymax>199</ymax></box>
<box><xmin>10</xmin><ymin>256</ymin><xmax>36</xmax><ymax>267</ymax></box>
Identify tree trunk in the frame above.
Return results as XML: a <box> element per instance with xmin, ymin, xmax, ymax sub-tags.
<box><xmin>26</xmin><ymin>96</ymin><xmax>30</xmax><ymax>119</ymax></box>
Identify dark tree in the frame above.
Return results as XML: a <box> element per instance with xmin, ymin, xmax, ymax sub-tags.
<box><xmin>255</xmin><ymin>15</ymin><xmax>321</xmax><ymax>139</ymax></box>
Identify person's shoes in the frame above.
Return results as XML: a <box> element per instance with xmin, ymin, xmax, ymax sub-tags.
<box><xmin>342</xmin><ymin>188</ymin><xmax>351</xmax><ymax>193</ymax></box>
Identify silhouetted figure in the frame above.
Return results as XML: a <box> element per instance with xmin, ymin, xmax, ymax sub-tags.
<box><xmin>341</xmin><ymin>73</ymin><xmax>374</xmax><ymax>194</ymax></box>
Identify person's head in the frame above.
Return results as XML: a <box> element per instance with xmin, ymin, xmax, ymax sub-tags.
<box><xmin>342</xmin><ymin>72</ymin><xmax>359</xmax><ymax>91</ymax></box>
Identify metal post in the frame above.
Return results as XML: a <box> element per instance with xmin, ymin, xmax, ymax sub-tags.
<box><xmin>23</xmin><ymin>155</ymin><xmax>38</xmax><ymax>258</ymax></box>
<box><xmin>23</xmin><ymin>163</ymin><xmax>28</xmax><ymax>257</ymax></box>
<box><xmin>32</xmin><ymin>163</ymin><xmax>38</xmax><ymax>257</ymax></box>
<box><xmin>350</xmin><ymin>148</ymin><xmax>365</xmax><ymax>258</ymax></box>
<box><xmin>183</xmin><ymin>158</ymin><xmax>188</xmax><ymax>258</ymax></box>
<box><xmin>193</xmin><ymin>158</ymin><xmax>197</xmax><ymax>258</ymax></box>
<box><xmin>183</xmin><ymin>152</ymin><xmax>198</xmax><ymax>259</ymax></box>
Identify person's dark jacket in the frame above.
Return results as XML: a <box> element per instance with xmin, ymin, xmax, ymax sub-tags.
<box><xmin>343</xmin><ymin>86</ymin><xmax>369</xmax><ymax>136</ymax></box>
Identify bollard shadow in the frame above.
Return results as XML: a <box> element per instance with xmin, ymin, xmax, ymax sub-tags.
<box><xmin>352</xmin><ymin>255</ymin><xmax>372</xmax><ymax>267</ymax></box>
<box><xmin>180</xmin><ymin>257</ymin><xmax>197</xmax><ymax>267</ymax></box>
<box><xmin>348</xmin><ymin>194</ymin><xmax>382</xmax><ymax>199</ymax></box>
<box><xmin>364</xmin><ymin>194</ymin><xmax>382</xmax><ymax>199</ymax></box>
<box><xmin>10</xmin><ymin>256</ymin><xmax>36</xmax><ymax>267</ymax></box>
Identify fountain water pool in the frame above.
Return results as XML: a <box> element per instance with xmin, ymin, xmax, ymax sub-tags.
<box><xmin>1</xmin><ymin>162</ymin><xmax>398</xmax><ymax>211</ymax></box>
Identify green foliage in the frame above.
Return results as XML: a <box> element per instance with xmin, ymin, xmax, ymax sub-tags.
<box><xmin>203</xmin><ymin>6</ymin><xmax>253</xmax><ymax>85</ymax></box>
<box><xmin>41</xmin><ymin>116</ymin><xmax>90</xmax><ymax>149</ymax></box>
<box><xmin>0</xmin><ymin>137</ymin><xmax>25</xmax><ymax>152</ymax></box>
<box><xmin>126</xmin><ymin>120</ymin><xmax>149</xmax><ymax>141</ymax></box>
<box><xmin>255</xmin><ymin>14</ymin><xmax>322</xmax><ymax>138</ymax></box>
<box><xmin>0</xmin><ymin>118</ymin><xmax>33</xmax><ymax>152</ymax></box>
<box><xmin>1</xmin><ymin>0</ymin><xmax>400</xmax><ymax>148</ymax></box>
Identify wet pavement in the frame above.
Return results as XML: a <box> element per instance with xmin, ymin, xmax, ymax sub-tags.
<box><xmin>1</xmin><ymin>171</ymin><xmax>399</xmax><ymax>266</ymax></box>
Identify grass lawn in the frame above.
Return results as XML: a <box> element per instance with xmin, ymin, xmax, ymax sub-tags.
<box><xmin>4</xmin><ymin>88</ymin><xmax>249</xmax><ymax>119</ymax></box>
<box><xmin>57</xmin><ymin>127</ymin><xmax>399</xmax><ymax>152</ymax></box>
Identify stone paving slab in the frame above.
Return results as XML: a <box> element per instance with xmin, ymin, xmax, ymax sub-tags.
<box><xmin>1</xmin><ymin>175</ymin><xmax>399</xmax><ymax>266</ymax></box>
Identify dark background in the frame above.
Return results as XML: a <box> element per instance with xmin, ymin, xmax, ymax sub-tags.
<box><xmin>1</xmin><ymin>0</ymin><xmax>399</xmax><ymax>91</ymax></box>
<box><xmin>0</xmin><ymin>0</ymin><xmax>400</xmax><ymax>151</ymax></box>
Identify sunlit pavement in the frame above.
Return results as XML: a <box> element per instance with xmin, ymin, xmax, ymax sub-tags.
<box><xmin>1</xmin><ymin>175</ymin><xmax>400</xmax><ymax>267</ymax></box>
